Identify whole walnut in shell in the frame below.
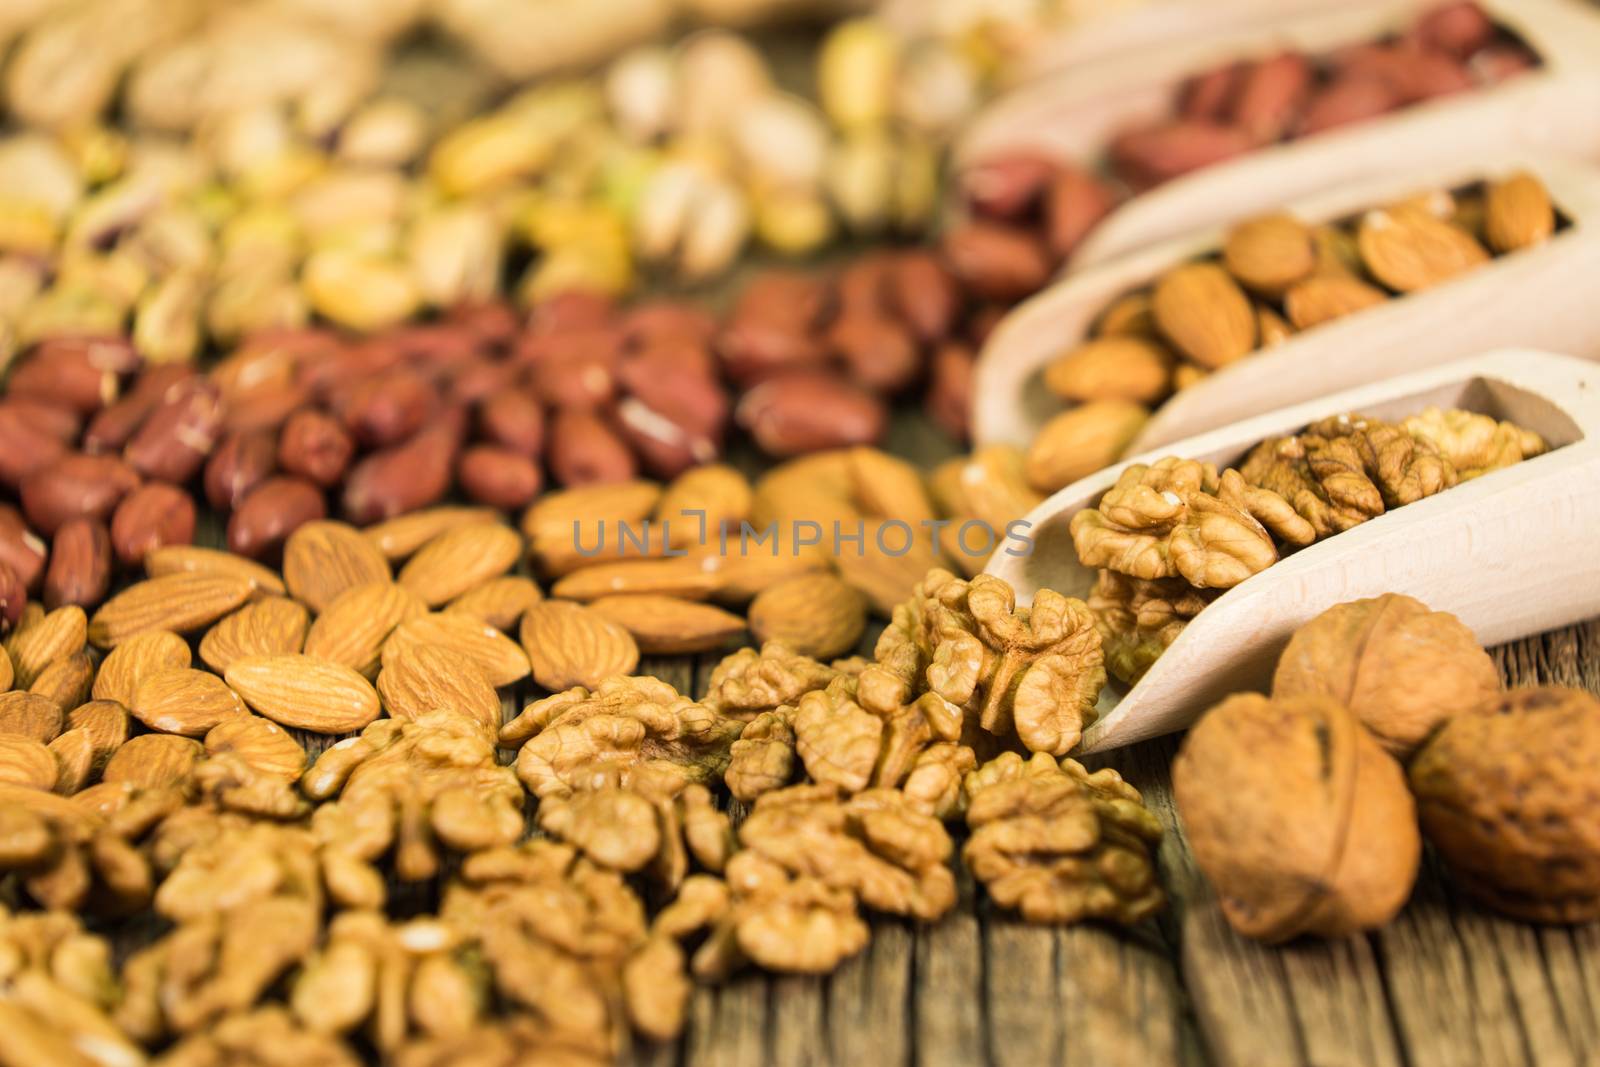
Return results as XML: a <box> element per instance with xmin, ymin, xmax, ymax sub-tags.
<box><xmin>1409</xmin><ymin>686</ymin><xmax>1600</xmax><ymax>924</ymax></box>
<box><xmin>1272</xmin><ymin>593</ymin><xmax>1498</xmax><ymax>758</ymax></box>
<box><xmin>1173</xmin><ymin>692</ymin><xmax>1419</xmax><ymax>942</ymax></box>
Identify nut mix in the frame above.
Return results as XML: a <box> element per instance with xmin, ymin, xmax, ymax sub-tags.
<box><xmin>1024</xmin><ymin>172</ymin><xmax>1559</xmax><ymax>492</ymax></box>
<box><xmin>956</xmin><ymin>2</ymin><xmax>1538</xmax><ymax>275</ymax></box>
<box><xmin>1073</xmin><ymin>407</ymin><xmax>1547</xmax><ymax>684</ymax></box>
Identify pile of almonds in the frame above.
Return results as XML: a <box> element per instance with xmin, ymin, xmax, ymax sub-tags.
<box><xmin>953</xmin><ymin>1</ymin><xmax>1537</xmax><ymax>277</ymax></box>
<box><xmin>1024</xmin><ymin>171</ymin><xmax>1557</xmax><ymax>493</ymax></box>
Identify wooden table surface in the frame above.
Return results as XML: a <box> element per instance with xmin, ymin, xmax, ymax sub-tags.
<box><xmin>617</xmin><ymin>621</ymin><xmax>1600</xmax><ymax>1067</ymax></box>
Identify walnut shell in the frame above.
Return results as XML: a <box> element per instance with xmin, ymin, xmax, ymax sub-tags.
<box><xmin>1173</xmin><ymin>692</ymin><xmax>1419</xmax><ymax>942</ymax></box>
<box><xmin>1272</xmin><ymin>594</ymin><xmax>1498</xmax><ymax>758</ymax></box>
<box><xmin>1409</xmin><ymin>686</ymin><xmax>1600</xmax><ymax>923</ymax></box>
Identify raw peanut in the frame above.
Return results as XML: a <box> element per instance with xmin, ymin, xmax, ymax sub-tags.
<box><xmin>961</xmin><ymin>155</ymin><xmax>1054</xmax><ymax>220</ymax></box>
<box><xmin>549</xmin><ymin>409</ymin><xmax>638</xmax><ymax>487</ymax></box>
<box><xmin>1181</xmin><ymin>63</ymin><xmax>1243</xmax><ymax>121</ymax></box>
<box><xmin>889</xmin><ymin>250</ymin><xmax>959</xmax><ymax>343</ymax></box>
<box><xmin>748</xmin><ymin>574</ymin><xmax>866</xmax><ymax>660</ymax></box>
<box><xmin>1298</xmin><ymin>77</ymin><xmax>1396</xmax><ymax>136</ymax></box>
<box><xmin>615</xmin><ymin>376</ymin><xmax>727</xmax><ymax>479</ymax></box>
<box><xmin>204</xmin><ymin>430</ymin><xmax>278</xmax><ymax>512</ymax></box>
<box><xmin>1025</xmin><ymin>400</ymin><xmax>1150</xmax><ymax>493</ymax></box>
<box><xmin>282</xmin><ymin>521</ymin><xmax>392</xmax><ymax>614</ymax></box>
<box><xmin>228</xmin><ymin>476</ymin><xmax>328</xmax><ymax>559</ymax></box>
<box><xmin>129</xmin><ymin>668</ymin><xmax>246</xmax><ymax>737</ymax></box>
<box><xmin>225</xmin><ymin>654</ymin><xmax>382</xmax><ymax>733</ymax></box>
<box><xmin>376</xmin><ymin>642</ymin><xmax>501</xmax><ymax>733</ymax></box>
<box><xmin>478</xmin><ymin>390</ymin><xmax>545</xmax><ymax>457</ymax></box>
<box><xmin>4</xmin><ymin>399</ymin><xmax>81</xmax><ymax>444</ymax></box>
<box><xmin>29</xmin><ymin>651</ymin><xmax>93</xmax><ymax>712</ymax></box>
<box><xmin>0</xmin><ymin>691</ymin><xmax>63</xmax><ymax>742</ymax></box>
<box><xmin>925</xmin><ymin>343</ymin><xmax>975</xmax><ymax>443</ymax></box>
<box><xmin>7</xmin><ymin>342</ymin><xmax>124</xmax><ymax>414</ymax></box>
<box><xmin>67</xmin><ymin>700</ymin><xmax>129</xmax><ymax>772</ymax></box>
<box><xmin>1230</xmin><ymin>52</ymin><xmax>1313</xmax><ymax>144</ymax></box>
<box><xmin>92</xmin><ymin>629</ymin><xmax>191</xmax><ymax>706</ymax></box>
<box><xmin>382</xmin><ymin>613</ymin><xmax>530</xmax><ymax>687</ymax></box>
<box><xmin>717</xmin><ymin>272</ymin><xmax>834</xmax><ymax>385</ymax></box>
<box><xmin>737</xmin><ymin>371</ymin><xmax>887</xmax><ymax>456</ymax></box>
<box><xmin>304</xmin><ymin>581</ymin><xmax>427</xmax><ymax>678</ymax></box>
<box><xmin>205</xmin><ymin>715</ymin><xmax>306</xmax><ymax>780</ymax></box>
<box><xmin>144</xmin><ymin>546</ymin><xmax>286</xmax><ymax>596</ymax></box>
<box><xmin>278</xmin><ymin>409</ymin><xmax>354</xmax><ymax>487</ymax></box>
<box><xmin>5</xmin><ymin>605</ymin><xmax>86</xmax><ymax>689</ymax></box>
<box><xmin>1044</xmin><ymin>337</ymin><xmax>1173</xmax><ymax>405</ymax></box>
<box><xmin>43</xmin><ymin>518</ymin><xmax>112</xmax><ymax>610</ymax></box>
<box><xmin>941</xmin><ymin>222</ymin><xmax>1052</xmax><ymax>302</ymax></box>
<box><xmin>342</xmin><ymin>428</ymin><xmax>456</xmax><ymax>524</ymax></box>
<box><xmin>1109</xmin><ymin>120</ymin><xmax>1254</xmax><ymax>189</ymax></box>
<box><xmin>339</xmin><ymin>368</ymin><xmax>436</xmax><ymax>447</ymax></box>
<box><xmin>450</xmin><ymin>360</ymin><xmax>521</xmax><ymax>406</ymax></box>
<box><xmin>83</xmin><ymin>364</ymin><xmax>191</xmax><ymax>452</ymax></box>
<box><xmin>1471</xmin><ymin>43</ymin><xmax>1536</xmax><ymax>82</ymax></box>
<box><xmin>1392</xmin><ymin>51</ymin><xmax>1473</xmax><ymax>103</ymax></box>
<box><xmin>87</xmin><ymin>573</ymin><xmax>254</xmax><ymax>648</ymax></box>
<box><xmin>520</xmin><ymin>600</ymin><xmax>640</xmax><ymax>692</ymax></box>
<box><xmin>529</xmin><ymin>355</ymin><xmax>619</xmax><ymax>410</ymax></box>
<box><xmin>1045</xmin><ymin>167</ymin><xmax>1119</xmax><ymax>261</ymax></box>
<box><xmin>199</xmin><ymin>598</ymin><xmax>310</xmax><ymax>674</ymax></box>
<box><xmin>829</xmin><ymin>314</ymin><xmax>919</xmax><ymax>394</ymax></box>
<box><xmin>102</xmin><ymin>733</ymin><xmax>204</xmax><ymax>790</ymax></box>
<box><xmin>1223</xmin><ymin>214</ymin><xmax>1318</xmax><ymax>295</ymax></box>
<box><xmin>1485</xmin><ymin>171</ymin><xmax>1555</xmax><ymax>253</ymax></box>
<box><xmin>588</xmin><ymin>594</ymin><xmax>745</xmax><ymax>654</ymax></box>
<box><xmin>458</xmin><ymin>446</ymin><xmax>542</xmax><ymax>509</ymax></box>
<box><xmin>0</xmin><ymin>564</ymin><xmax>25</xmax><ymax>634</ymax></box>
<box><xmin>1152</xmin><ymin>263</ymin><xmax>1257</xmax><ymax>368</ymax></box>
<box><xmin>446</xmin><ymin>577</ymin><xmax>543</xmax><ymax>632</ymax></box>
<box><xmin>122</xmin><ymin>379</ymin><xmax>222</xmax><ymax>483</ymax></box>
<box><xmin>1284</xmin><ymin>274</ymin><xmax>1389</xmax><ymax>330</ymax></box>
<box><xmin>622</xmin><ymin>302</ymin><xmax>718</xmax><ymax>348</ymax></box>
<box><xmin>20</xmin><ymin>454</ymin><xmax>141</xmax><ymax>535</ymax></box>
<box><xmin>225</xmin><ymin>384</ymin><xmax>310</xmax><ymax>434</ymax></box>
<box><xmin>109</xmin><ymin>483</ymin><xmax>196</xmax><ymax>567</ymax></box>
<box><xmin>1417</xmin><ymin>1</ymin><xmax>1494</xmax><ymax>57</ymax></box>
<box><xmin>398</xmin><ymin>522</ymin><xmax>521</xmax><ymax>607</ymax></box>
<box><xmin>363</xmin><ymin>507</ymin><xmax>501</xmax><ymax>562</ymax></box>
<box><xmin>0</xmin><ymin>405</ymin><xmax>67</xmax><ymax>487</ymax></box>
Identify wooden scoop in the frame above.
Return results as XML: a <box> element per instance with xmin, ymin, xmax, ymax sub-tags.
<box><xmin>983</xmin><ymin>349</ymin><xmax>1600</xmax><ymax>754</ymax></box>
<box><xmin>971</xmin><ymin>155</ymin><xmax>1600</xmax><ymax>452</ymax></box>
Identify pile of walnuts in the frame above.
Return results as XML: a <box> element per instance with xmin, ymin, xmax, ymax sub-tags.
<box><xmin>1074</xmin><ymin>407</ymin><xmax>1547</xmax><ymax>685</ymax></box>
<box><xmin>1175</xmin><ymin>592</ymin><xmax>1600</xmax><ymax>942</ymax></box>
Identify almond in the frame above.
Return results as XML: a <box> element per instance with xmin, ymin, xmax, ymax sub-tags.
<box><xmin>28</xmin><ymin>650</ymin><xmax>94</xmax><ymax>712</ymax></box>
<box><xmin>1043</xmin><ymin>336</ymin><xmax>1174</xmax><ymax>405</ymax></box>
<box><xmin>0</xmin><ymin>647</ymin><xmax>11</xmax><ymax>693</ymax></box>
<box><xmin>48</xmin><ymin>728</ymin><xmax>96</xmax><ymax>793</ymax></box>
<box><xmin>550</xmin><ymin>556</ymin><xmax>724</xmax><ymax>602</ymax></box>
<box><xmin>199</xmin><ymin>598</ymin><xmax>311</xmax><ymax>673</ymax></box>
<box><xmin>383</xmin><ymin>613</ymin><xmax>531</xmax><ymax>687</ymax></box>
<box><xmin>66</xmin><ymin>700</ymin><xmax>129</xmax><ymax>772</ymax></box>
<box><xmin>445</xmin><ymin>576</ymin><xmax>544</xmax><ymax>632</ymax></box>
<box><xmin>1152</xmin><ymin>262</ymin><xmax>1257</xmax><ymax>369</ymax></box>
<box><xmin>5</xmin><ymin>604</ymin><xmax>87</xmax><ymax>688</ymax></box>
<box><xmin>304</xmin><ymin>581</ymin><xmax>427</xmax><ymax>678</ymax></box>
<box><xmin>130</xmin><ymin>668</ymin><xmax>247</xmax><ymax>737</ymax></box>
<box><xmin>1284</xmin><ymin>274</ymin><xmax>1388</xmax><ymax>330</ymax></box>
<box><xmin>1356</xmin><ymin>208</ymin><xmax>1488</xmax><ymax>292</ymax></box>
<box><xmin>398</xmin><ymin>522</ymin><xmax>522</xmax><ymax>607</ymax></box>
<box><xmin>1257</xmin><ymin>305</ymin><xmax>1295</xmax><ymax>346</ymax></box>
<box><xmin>703</xmin><ymin>543</ymin><xmax>833</xmax><ymax>605</ymax></box>
<box><xmin>522</xmin><ymin>481</ymin><xmax>663</xmax><ymax>576</ymax></box>
<box><xmin>587</xmin><ymin>595</ymin><xmax>746</xmax><ymax>654</ymax></box>
<box><xmin>362</xmin><ymin>506</ymin><xmax>500</xmax><ymax>562</ymax></box>
<box><xmin>88</xmin><ymin>573</ymin><xmax>255</xmax><ymax>648</ymax></box>
<box><xmin>143</xmin><ymin>545</ymin><xmax>286</xmax><ymax>596</ymax></box>
<box><xmin>655</xmin><ymin>465</ymin><xmax>753</xmax><ymax>549</ymax></box>
<box><xmin>520</xmin><ymin>600</ymin><xmax>640</xmax><ymax>691</ymax></box>
<box><xmin>102</xmin><ymin>733</ymin><xmax>203</xmax><ymax>790</ymax></box>
<box><xmin>205</xmin><ymin>715</ymin><xmax>306</xmax><ymax>779</ymax></box>
<box><xmin>849</xmin><ymin>447</ymin><xmax>939</xmax><ymax>526</ymax></box>
<box><xmin>0</xmin><ymin>691</ymin><xmax>64</xmax><ymax>742</ymax></box>
<box><xmin>224</xmin><ymin>655</ymin><xmax>383</xmax><ymax>734</ymax></box>
<box><xmin>748</xmin><ymin>574</ymin><xmax>867</xmax><ymax>660</ymax></box>
<box><xmin>92</xmin><ymin>629</ymin><xmax>191</xmax><ymax>706</ymax></box>
<box><xmin>1484</xmin><ymin>171</ymin><xmax>1555</xmax><ymax>254</ymax></box>
<box><xmin>376</xmin><ymin>643</ymin><xmax>502</xmax><ymax>733</ymax></box>
<box><xmin>282</xmin><ymin>520</ymin><xmax>393</xmax><ymax>613</ymax></box>
<box><xmin>836</xmin><ymin>538</ymin><xmax>946</xmax><ymax>619</ymax></box>
<box><xmin>1222</xmin><ymin>213</ymin><xmax>1317</xmax><ymax>295</ymax></box>
<box><xmin>1024</xmin><ymin>400</ymin><xmax>1150</xmax><ymax>494</ymax></box>
<box><xmin>0</xmin><ymin>735</ymin><xmax>58</xmax><ymax>789</ymax></box>
<box><xmin>1095</xmin><ymin>292</ymin><xmax>1156</xmax><ymax>337</ymax></box>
